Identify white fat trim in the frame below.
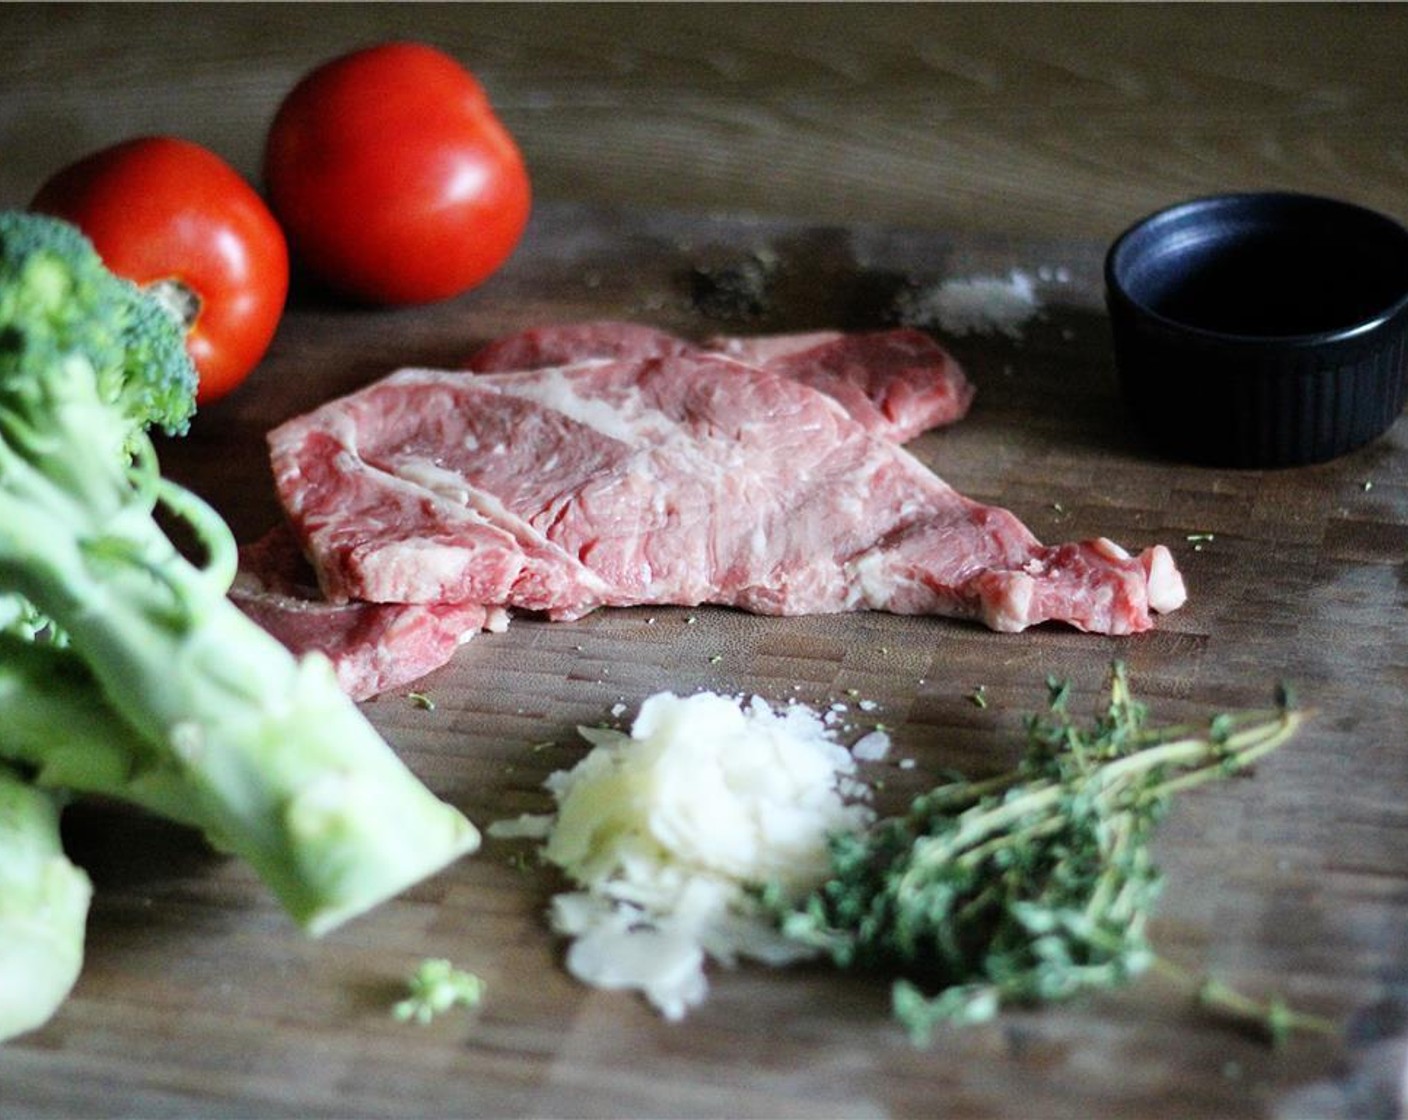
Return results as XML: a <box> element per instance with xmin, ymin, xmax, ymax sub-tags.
<box><xmin>493</xmin><ymin>366</ymin><xmax>675</xmax><ymax>446</ymax></box>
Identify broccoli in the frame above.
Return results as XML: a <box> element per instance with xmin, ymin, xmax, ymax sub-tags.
<box><xmin>0</xmin><ymin>210</ymin><xmax>195</xmax><ymax>443</ymax></box>
<box><xmin>0</xmin><ymin>632</ymin><xmax>205</xmax><ymax>826</ymax></box>
<box><xmin>0</xmin><ymin>211</ymin><xmax>195</xmax><ymax>644</ymax></box>
<box><xmin>0</xmin><ymin>762</ymin><xmax>91</xmax><ymax>1043</ymax></box>
<box><xmin>392</xmin><ymin>958</ymin><xmax>485</xmax><ymax>1024</ymax></box>
<box><xmin>0</xmin><ymin>211</ymin><xmax>479</xmax><ymax>1036</ymax></box>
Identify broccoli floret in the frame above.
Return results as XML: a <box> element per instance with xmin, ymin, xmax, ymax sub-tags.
<box><xmin>0</xmin><ymin>210</ymin><xmax>479</xmax><ymax>1038</ymax></box>
<box><xmin>0</xmin><ymin>210</ymin><xmax>195</xmax><ymax>444</ymax></box>
<box><xmin>0</xmin><ymin>211</ymin><xmax>197</xmax><ymax>644</ymax></box>
<box><xmin>392</xmin><ymin>958</ymin><xmax>485</xmax><ymax>1024</ymax></box>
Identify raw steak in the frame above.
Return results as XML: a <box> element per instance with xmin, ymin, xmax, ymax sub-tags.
<box><xmin>269</xmin><ymin>350</ymin><xmax>1184</xmax><ymax>635</ymax></box>
<box><xmin>230</xmin><ymin>524</ymin><xmax>504</xmax><ymax>701</ymax></box>
<box><xmin>466</xmin><ymin>322</ymin><xmax>973</xmax><ymax>444</ymax></box>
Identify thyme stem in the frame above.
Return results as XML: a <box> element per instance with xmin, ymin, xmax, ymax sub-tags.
<box><xmin>775</xmin><ymin>663</ymin><xmax>1324</xmax><ymax>1046</ymax></box>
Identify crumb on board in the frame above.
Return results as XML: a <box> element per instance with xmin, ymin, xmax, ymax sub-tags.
<box><xmin>894</xmin><ymin>268</ymin><xmax>1044</xmax><ymax>340</ymax></box>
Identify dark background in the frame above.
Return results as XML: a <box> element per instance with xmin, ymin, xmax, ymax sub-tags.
<box><xmin>4</xmin><ymin>4</ymin><xmax>1407</xmax><ymax>238</ymax></box>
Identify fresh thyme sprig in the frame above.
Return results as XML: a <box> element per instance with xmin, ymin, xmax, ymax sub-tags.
<box><xmin>774</xmin><ymin>663</ymin><xmax>1330</xmax><ymax>1046</ymax></box>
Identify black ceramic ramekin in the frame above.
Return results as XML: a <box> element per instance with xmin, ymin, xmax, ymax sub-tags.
<box><xmin>1105</xmin><ymin>192</ymin><xmax>1408</xmax><ymax>467</ymax></box>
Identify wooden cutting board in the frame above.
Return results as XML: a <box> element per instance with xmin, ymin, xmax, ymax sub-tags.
<box><xmin>6</xmin><ymin>202</ymin><xmax>1407</xmax><ymax>1119</ymax></box>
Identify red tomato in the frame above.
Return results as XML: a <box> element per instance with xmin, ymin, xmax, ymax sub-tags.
<box><xmin>32</xmin><ymin>136</ymin><xmax>289</xmax><ymax>405</ymax></box>
<box><xmin>262</xmin><ymin>42</ymin><xmax>531</xmax><ymax>306</ymax></box>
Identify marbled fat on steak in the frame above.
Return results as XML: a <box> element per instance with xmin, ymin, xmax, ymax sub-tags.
<box><xmin>268</xmin><ymin>345</ymin><xmax>1184</xmax><ymax>635</ymax></box>
<box><xmin>466</xmin><ymin>322</ymin><xmax>975</xmax><ymax>444</ymax></box>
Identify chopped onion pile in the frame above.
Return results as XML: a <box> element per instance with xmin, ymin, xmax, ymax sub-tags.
<box><xmin>490</xmin><ymin>691</ymin><xmax>876</xmax><ymax>1019</ymax></box>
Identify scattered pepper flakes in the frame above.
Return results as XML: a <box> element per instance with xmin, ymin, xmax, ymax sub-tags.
<box><xmin>690</xmin><ymin>247</ymin><xmax>780</xmax><ymax>322</ymax></box>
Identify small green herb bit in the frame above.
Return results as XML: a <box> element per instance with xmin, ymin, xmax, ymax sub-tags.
<box><xmin>393</xmin><ymin>958</ymin><xmax>484</xmax><ymax>1025</ymax></box>
<box><xmin>778</xmin><ymin>663</ymin><xmax>1310</xmax><ymax>1044</ymax></box>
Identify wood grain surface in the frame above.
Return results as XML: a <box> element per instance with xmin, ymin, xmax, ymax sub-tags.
<box><xmin>2</xmin><ymin>5</ymin><xmax>1408</xmax><ymax>1119</ymax></box>
<box><xmin>4</xmin><ymin>4</ymin><xmax>1408</xmax><ymax>240</ymax></box>
<box><xmin>3</xmin><ymin>198</ymin><xmax>1405</xmax><ymax>1120</ymax></box>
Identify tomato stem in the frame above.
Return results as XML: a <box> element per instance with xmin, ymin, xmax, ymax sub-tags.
<box><xmin>144</xmin><ymin>277</ymin><xmax>201</xmax><ymax>332</ymax></box>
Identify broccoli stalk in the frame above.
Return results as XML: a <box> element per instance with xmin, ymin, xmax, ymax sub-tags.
<box><xmin>0</xmin><ymin>761</ymin><xmax>91</xmax><ymax>1043</ymax></box>
<box><xmin>0</xmin><ymin>210</ymin><xmax>479</xmax><ymax>940</ymax></box>
<box><xmin>0</xmin><ymin>634</ymin><xmax>183</xmax><ymax>815</ymax></box>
